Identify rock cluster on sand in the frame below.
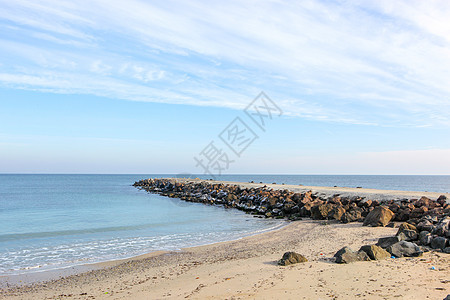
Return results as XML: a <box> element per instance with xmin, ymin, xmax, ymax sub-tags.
<box><xmin>370</xmin><ymin>217</ymin><xmax>450</xmax><ymax>257</ymax></box>
<box><xmin>334</xmin><ymin>247</ymin><xmax>371</xmax><ymax>263</ymax></box>
<box><xmin>278</xmin><ymin>252</ymin><xmax>308</xmax><ymax>266</ymax></box>
<box><xmin>359</xmin><ymin>245</ymin><xmax>391</xmax><ymax>260</ymax></box>
<box><xmin>394</xmin><ymin>216</ymin><xmax>450</xmax><ymax>252</ymax></box>
<box><xmin>334</xmin><ymin>245</ymin><xmax>391</xmax><ymax>263</ymax></box>
<box><xmin>133</xmin><ymin>179</ymin><xmax>450</xmax><ymax>228</ymax></box>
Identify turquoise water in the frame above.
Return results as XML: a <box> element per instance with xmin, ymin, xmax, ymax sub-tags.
<box><xmin>0</xmin><ymin>175</ymin><xmax>284</xmax><ymax>275</ymax></box>
<box><xmin>0</xmin><ymin>174</ymin><xmax>449</xmax><ymax>275</ymax></box>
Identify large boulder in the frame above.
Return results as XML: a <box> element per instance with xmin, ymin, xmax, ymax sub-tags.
<box><xmin>437</xmin><ymin>195</ymin><xmax>447</xmax><ymax>206</ymax></box>
<box><xmin>363</xmin><ymin>206</ymin><xmax>395</xmax><ymax>227</ymax></box>
<box><xmin>396</xmin><ymin>222</ymin><xmax>418</xmax><ymax>241</ymax></box>
<box><xmin>435</xmin><ymin>217</ymin><xmax>449</xmax><ymax>236</ymax></box>
<box><xmin>278</xmin><ymin>252</ymin><xmax>308</xmax><ymax>266</ymax></box>
<box><xmin>376</xmin><ymin>236</ymin><xmax>402</xmax><ymax>248</ymax></box>
<box><xmin>395</xmin><ymin>208</ymin><xmax>411</xmax><ymax>221</ymax></box>
<box><xmin>311</xmin><ymin>203</ymin><xmax>335</xmax><ymax>220</ymax></box>
<box><xmin>410</xmin><ymin>207</ymin><xmax>428</xmax><ymax>219</ymax></box>
<box><xmin>419</xmin><ymin>231</ymin><xmax>432</xmax><ymax>246</ymax></box>
<box><xmin>413</xmin><ymin>196</ymin><xmax>432</xmax><ymax>208</ymax></box>
<box><xmin>334</xmin><ymin>247</ymin><xmax>371</xmax><ymax>264</ymax></box>
<box><xmin>417</xmin><ymin>220</ymin><xmax>434</xmax><ymax>232</ymax></box>
<box><xmin>387</xmin><ymin>241</ymin><xmax>423</xmax><ymax>258</ymax></box>
<box><xmin>329</xmin><ymin>206</ymin><xmax>346</xmax><ymax>221</ymax></box>
<box><xmin>359</xmin><ymin>245</ymin><xmax>390</xmax><ymax>260</ymax></box>
<box><xmin>430</xmin><ymin>237</ymin><xmax>448</xmax><ymax>250</ymax></box>
<box><xmin>396</xmin><ymin>222</ymin><xmax>418</xmax><ymax>233</ymax></box>
<box><xmin>341</xmin><ymin>209</ymin><xmax>362</xmax><ymax>223</ymax></box>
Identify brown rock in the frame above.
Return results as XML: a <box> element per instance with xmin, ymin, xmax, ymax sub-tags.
<box><xmin>414</xmin><ymin>196</ymin><xmax>432</xmax><ymax>208</ymax></box>
<box><xmin>278</xmin><ymin>252</ymin><xmax>308</xmax><ymax>266</ymax></box>
<box><xmin>363</xmin><ymin>206</ymin><xmax>395</xmax><ymax>227</ymax></box>
<box><xmin>410</xmin><ymin>207</ymin><xmax>428</xmax><ymax>219</ymax></box>
<box><xmin>395</xmin><ymin>208</ymin><xmax>411</xmax><ymax>221</ymax></box>
<box><xmin>389</xmin><ymin>203</ymin><xmax>400</xmax><ymax>213</ymax></box>
<box><xmin>311</xmin><ymin>203</ymin><xmax>335</xmax><ymax>220</ymax></box>
<box><xmin>359</xmin><ymin>245</ymin><xmax>390</xmax><ymax>260</ymax></box>
<box><xmin>396</xmin><ymin>222</ymin><xmax>418</xmax><ymax>234</ymax></box>
<box><xmin>437</xmin><ymin>195</ymin><xmax>447</xmax><ymax>206</ymax></box>
<box><xmin>329</xmin><ymin>206</ymin><xmax>346</xmax><ymax>221</ymax></box>
<box><xmin>341</xmin><ymin>209</ymin><xmax>362</xmax><ymax>223</ymax></box>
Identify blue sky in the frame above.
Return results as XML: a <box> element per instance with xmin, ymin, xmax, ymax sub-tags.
<box><xmin>0</xmin><ymin>0</ymin><xmax>449</xmax><ymax>174</ymax></box>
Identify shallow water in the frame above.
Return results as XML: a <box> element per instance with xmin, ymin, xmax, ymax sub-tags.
<box><xmin>0</xmin><ymin>174</ymin><xmax>284</xmax><ymax>275</ymax></box>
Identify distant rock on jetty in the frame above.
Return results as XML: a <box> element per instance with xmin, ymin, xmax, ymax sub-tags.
<box><xmin>133</xmin><ymin>178</ymin><xmax>450</xmax><ymax>227</ymax></box>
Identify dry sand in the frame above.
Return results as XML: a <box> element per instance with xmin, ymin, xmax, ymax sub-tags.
<box><xmin>1</xmin><ymin>220</ymin><xmax>449</xmax><ymax>300</ymax></box>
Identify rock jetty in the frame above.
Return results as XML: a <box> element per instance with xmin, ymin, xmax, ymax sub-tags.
<box><xmin>133</xmin><ymin>178</ymin><xmax>449</xmax><ymax>224</ymax></box>
<box><xmin>134</xmin><ymin>178</ymin><xmax>449</xmax><ymax>254</ymax></box>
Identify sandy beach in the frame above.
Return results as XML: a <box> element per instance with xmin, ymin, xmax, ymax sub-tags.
<box><xmin>1</xmin><ymin>217</ymin><xmax>449</xmax><ymax>299</ymax></box>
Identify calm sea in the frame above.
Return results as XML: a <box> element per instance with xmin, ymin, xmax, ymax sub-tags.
<box><xmin>0</xmin><ymin>174</ymin><xmax>449</xmax><ymax>275</ymax></box>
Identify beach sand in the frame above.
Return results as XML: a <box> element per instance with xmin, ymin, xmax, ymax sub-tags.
<box><xmin>1</xmin><ymin>219</ymin><xmax>449</xmax><ymax>300</ymax></box>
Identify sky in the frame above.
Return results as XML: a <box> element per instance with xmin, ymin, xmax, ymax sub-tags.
<box><xmin>0</xmin><ymin>0</ymin><xmax>449</xmax><ymax>174</ymax></box>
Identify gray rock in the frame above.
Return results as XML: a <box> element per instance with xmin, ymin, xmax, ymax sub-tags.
<box><xmin>397</xmin><ymin>230</ymin><xmax>418</xmax><ymax>241</ymax></box>
<box><xmin>435</xmin><ymin>222</ymin><xmax>449</xmax><ymax>236</ymax></box>
<box><xmin>334</xmin><ymin>247</ymin><xmax>371</xmax><ymax>263</ymax></box>
<box><xmin>417</xmin><ymin>220</ymin><xmax>434</xmax><ymax>232</ymax></box>
<box><xmin>376</xmin><ymin>236</ymin><xmax>401</xmax><ymax>249</ymax></box>
<box><xmin>444</xmin><ymin>294</ymin><xmax>450</xmax><ymax>300</ymax></box>
<box><xmin>443</xmin><ymin>247</ymin><xmax>450</xmax><ymax>254</ymax></box>
<box><xmin>431</xmin><ymin>237</ymin><xmax>448</xmax><ymax>250</ymax></box>
<box><xmin>387</xmin><ymin>241</ymin><xmax>423</xmax><ymax>258</ymax></box>
<box><xmin>278</xmin><ymin>251</ymin><xmax>308</xmax><ymax>266</ymax></box>
<box><xmin>419</xmin><ymin>231</ymin><xmax>432</xmax><ymax>246</ymax></box>
<box><xmin>359</xmin><ymin>245</ymin><xmax>390</xmax><ymax>260</ymax></box>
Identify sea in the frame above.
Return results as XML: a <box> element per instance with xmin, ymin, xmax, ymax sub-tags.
<box><xmin>0</xmin><ymin>174</ymin><xmax>449</xmax><ymax>276</ymax></box>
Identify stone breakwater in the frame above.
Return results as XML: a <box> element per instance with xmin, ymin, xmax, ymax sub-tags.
<box><xmin>133</xmin><ymin>178</ymin><xmax>450</xmax><ymax>252</ymax></box>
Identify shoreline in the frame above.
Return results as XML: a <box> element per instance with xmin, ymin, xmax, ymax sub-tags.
<box><xmin>2</xmin><ymin>219</ymin><xmax>449</xmax><ymax>299</ymax></box>
<box><xmin>0</xmin><ymin>220</ymin><xmax>293</xmax><ymax>291</ymax></box>
<box><xmin>0</xmin><ymin>219</ymin><xmax>288</xmax><ymax>288</ymax></box>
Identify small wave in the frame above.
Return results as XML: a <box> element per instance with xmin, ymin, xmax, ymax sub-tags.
<box><xmin>0</xmin><ymin>219</ymin><xmax>197</xmax><ymax>242</ymax></box>
<box><xmin>0</xmin><ymin>219</ymin><xmax>287</xmax><ymax>276</ymax></box>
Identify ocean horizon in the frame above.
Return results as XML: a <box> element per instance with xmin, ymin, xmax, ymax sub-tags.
<box><xmin>1</xmin><ymin>174</ymin><xmax>449</xmax><ymax>276</ymax></box>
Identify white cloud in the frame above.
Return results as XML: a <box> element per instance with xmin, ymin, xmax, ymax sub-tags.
<box><xmin>0</xmin><ymin>0</ymin><xmax>450</xmax><ymax>127</ymax></box>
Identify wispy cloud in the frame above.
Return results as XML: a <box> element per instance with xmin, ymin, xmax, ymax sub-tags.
<box><xmin>1</xmin><ymin>0</ymin><xmax>450</xmax><ymax>127</ymax></box>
